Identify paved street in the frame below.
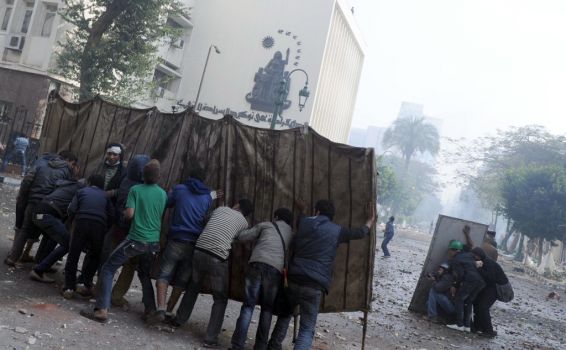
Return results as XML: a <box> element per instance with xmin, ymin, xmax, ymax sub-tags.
<box><xmin>0</xmin><ymin>182</ymin><xmax>564</xmax><ymax>349</ymax></box>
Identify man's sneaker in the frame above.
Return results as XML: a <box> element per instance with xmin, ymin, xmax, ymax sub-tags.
<box><xmin>80</xmin><ymin>308</ymin><xmax>108</xmax><ymax>324</ymax></box>
<box><xmin>446</xmin><ymin>324</ymin><xmax>467</xmax><ymax>332</ymax></box>
<box><xmin>30</xmin><ymin>270</ymin><xmax>55</xmax><ymax>283</ymax></box>
<box><xmin>19</xmin><ymin>254</ymin><xmax>35</xmax><ymax>263</ymax></box>
<box><xmin>4</xmin><ymin>257</ymin><xmax>16</xmax><ymax>267</ymax></box>
<box><xmin>62</xmin><ymin>289</ymin><xmax>75</xmax><ymax>300</ymax></box>
<box><xmin>111</xmin><ymin>297</ymin><xmax>130</xmax><ymax>308</ymax></box>
<box><xmin>145</xmin><ymin>310</ymin><xmax>166</xmax><ymax>325</ymax></box>
<box><xmin>478</xmin><ymin>330</ymin><xmax>497</xmax><ymax>338</ymax></box>
<box><xmin>202</xmin><ymin>341</ymin><xmax>219</xmax><ymax>348</ymax></box>
<box><xmin>426</xmin><ymin>316</ymin><xmax>441</xmax><ymax>324</ymax></box>
<box><xmin>464</xmin><ymin>327</ymin><xmax>471</xmax><ymax>333</ymax></box>
<box><xmin>76</xmin><ymin>284</ymin><xmax>94</xmax><ymax>298</ymax></box>
<box><xmin>382</xmin><ymin>255</ymin><xmax>391</xmax><ymax>259</ymax></box>
<box><xmin>164</xmin><ymin>317</ymin><xmax>182</xmax><ymax>328</ymax></box>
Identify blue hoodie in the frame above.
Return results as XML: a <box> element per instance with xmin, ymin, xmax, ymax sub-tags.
<box><xmin>168</xmin><ymin>178</ymin><xmax>212</xmax><ymax>242</ymax></box>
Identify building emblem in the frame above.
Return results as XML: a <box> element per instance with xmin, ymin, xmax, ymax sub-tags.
<box><xmin>246</xmin><ymin>30</ymin><xmax>303</xmax><ymax>114</ymax></box>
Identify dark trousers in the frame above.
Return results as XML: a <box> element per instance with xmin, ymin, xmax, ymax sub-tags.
<box><xmin>35</xmin><ymin>235</ymin><xmax>57</xmax><ymax>263</ymax></box>
<box><xmin>473</xmin><ymin>285</ymin><xmax>497</xmax><ymax>333</ymax></box>
<box><xmin>33</xmin><ymin>212</ymin><xmax>70</xmax><ymax>273</ymax></box>
<box><xmin>64</xmin><ymin>219</ymin><xmax>107</xmax><ymax>290</ymax></box>
<box><xmin>2</xmin><ymin>149</ymin><xmax>27</xmax><ymax>175</ymax></box>
<box><xmin>7</xmin><ymin>203</ymin><xmax>38</xmax><ymax>261</ymax></box>
<box><xmin>231</xmin><ymin>262</ymin><xmax>282</xmax><ymax>350</ymax></box>
<box><xmin>455</xmin><ymin>279</ymin><xmax>485</xmax><ymax>327</ymax></box>
<box><xmin>175</xmin><ymin>250</ymin><xmax>229</xmax><ymax>345</ymax></box>
<box><xmin>381</xmin><ymin>233</ymin><xmax>394</xmax><ymax>256</ymax></box>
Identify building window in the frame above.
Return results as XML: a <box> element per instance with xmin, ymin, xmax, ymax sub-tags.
<box><xmin>153</xmin><ymin>70</ymin><xmax>169</xmax><ymax>97</ymax></box>
<box><xmin>41</xmin><ymin>4</ymin><xmax>57</xmax><ymax>37</ymax></box>
<box><xmin>0</xmin><ymin>100</ymin><xmax>12</xmax><ymax>122</ymax></box>
<box><xmin>1</xmin><ymin>0</ymin><xmax>13</xmax><ymax>31</ymax></box>
<box><xmin>20</xmin><ymin>2</ymin><xmax>34</xmax><ymax>34</ymax></box>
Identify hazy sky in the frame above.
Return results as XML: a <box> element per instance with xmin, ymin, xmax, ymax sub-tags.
<box><xmin>347</xmin><ymin>0</ymin><xmax>566</xmax><ymax>138</ymax></box>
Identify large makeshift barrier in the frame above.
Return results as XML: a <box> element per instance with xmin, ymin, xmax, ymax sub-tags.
<box><xmin>40</xmin><ymin>93</ymin><xmax>377</xmax><ymax>345</ymax></box>
<box><xmin>409</xmin><ymin>215</ymin><xmax>488</xmax><ymax>314</ymax></box>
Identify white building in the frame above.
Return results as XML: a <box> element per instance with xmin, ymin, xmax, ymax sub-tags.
<box><xmin>149</xmin><ymin>0</ymin><xmax>365</xmax><ymax>143</ymax></box>
<box><xmin>0</xmin><ymin>0</ymin><xmax>365</xmax><ymax>144</ymax></box>
<box><xmin>0</xmin><ymin>0</ymin><xmax>70</xmax><ymax>139</ymax></box>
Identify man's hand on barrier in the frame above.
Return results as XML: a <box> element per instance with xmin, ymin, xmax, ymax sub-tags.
<box><xmin>295</xmin><ymin>198</ymin><xmax>307</xmax><ymax>213</ymax></box>
<box><xmin>365</xmin><ymin>202</ymin><xmax>376</xmax><ymax>228</ymax></box>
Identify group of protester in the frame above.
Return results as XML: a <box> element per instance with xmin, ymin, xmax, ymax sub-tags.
<box><xmin>426</xmin><ymin>225</ymin><xmax>508</xmax><ymax>338</ymax></box>
<box><xmin>4</xmin><ymin>142</ymin><xmax>376</xmax><ymax>350</ymax></box>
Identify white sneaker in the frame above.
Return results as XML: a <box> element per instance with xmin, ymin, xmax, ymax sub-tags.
<box><xmin>464</xmin><ymin>327</ymin><xmax>471</xmax><ymax>333</ymax></box>
<box><xmin>446</xmin><ymin>324</ymin><xmax>466</xmax><ymax>332</ymax></box>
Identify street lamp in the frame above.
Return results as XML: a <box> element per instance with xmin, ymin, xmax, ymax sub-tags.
<box><xmin>270</xmin><ymin>69</ymin><xmax>310</xmax><ymax>129</ymax></box>
<box><xmin>194</xmin><ymin>44</ymin><xmax>221</xmax><ymax>108</ymax></box>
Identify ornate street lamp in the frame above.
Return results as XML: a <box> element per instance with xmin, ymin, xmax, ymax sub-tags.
<box><xmin>270</xmin><ymin>69</ymin><xmax>310</xmax><ymax>129</ymax></box>
<box><xmin>194</xmin><ymin>44</ymin><xmax>221</xmax><ymax>108</ymax></box>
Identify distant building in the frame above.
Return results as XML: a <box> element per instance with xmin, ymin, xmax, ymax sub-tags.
<box><xmin>348</xmin><ymin>125</ymin><xmax>386</xmax><ymax>154</ymax></box>
<box><xmin>349</xmin><ymin>102</ymin><xmax>443</xmax><ymax>159</ymax></box>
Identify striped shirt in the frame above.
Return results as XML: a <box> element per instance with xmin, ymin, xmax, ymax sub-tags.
<box><xmin>195</xmin><ymin>206</ymin><xmax>249</xmax><ymax>260</ymax></box>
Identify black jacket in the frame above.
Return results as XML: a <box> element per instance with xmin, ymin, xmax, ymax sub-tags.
<box><xmin>288</xmin><ymin>215</ymin><xmax>369</xmax><ymax>293</ymax></box>
<box><xmin>41</xmin><ymin>179</ymin><xmax>84</xmax><ymax>219</ymax></box>
<box><xmin>26</xmin><ymin>158</ymin><xmax>75</xmax><ymax>204</ymax></box>
<box><xmin>68</xmin><ymin>186</ymin><xmax>115</xmax><ymax>226</ymax></box>
<box><xmin>451</xmin><ymin>251</ymin><xmax>484</xmax><ymax>283</ymax></box>
<box><xmin>479</xmin><ymin>258</ymin><xmax>508</xmax><ymax>287</ymax></box>
<box><xmin>433</xmin><ymin>272</ymin><xmax>455</xmax><ymax>293</ymax></box>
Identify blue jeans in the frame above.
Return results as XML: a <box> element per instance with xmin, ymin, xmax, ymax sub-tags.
<box><xmin>2</xmin><ymin>149</ymin><xmax>27</xmax><ymax>175</ymax></box>
<box><xmin>33</xmin><ymin>211</ymin><xmax>70</xmax><ymax>273</ymax></box>
<box><xmin>268</xmin><ymin>282</ymin><xmax>323</xmax><ymax>350</ymax></box>
<box><xmin>158</xmin><ymin>240</ymin><xmax>195</xmax><ymax>288</ymax></box>
<box><xmin>381</xmin><ymin>233</ymin><xmax>394</xmax><ymax>256</ymax></box>
<box><xmin>175</xmin><ymin>249</ymin><xmax>229</xmax><ymax>344</ymax></box>
<box><xmin>231</xmin><ymin>262</ymin><xmax>281</xmax><ymax>350</ymax></box>
<box><xmin>427</xmin><ymin>288</ymin><xmax>455</xmax><ymax>319</ymax></box>
<box><xmin>96</xmin><ymin>239</ymin><xmax>159</xmax><ymax>311</ymax></box>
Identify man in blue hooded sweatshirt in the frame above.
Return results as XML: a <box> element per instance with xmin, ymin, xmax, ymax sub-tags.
<box><xmin>148</xmin><ymin>166</ymin><xmax>221</xmax><ymax>324</ymax></box>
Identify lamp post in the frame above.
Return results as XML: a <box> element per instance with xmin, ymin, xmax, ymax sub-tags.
<box><xmin>194</xmin><ymin>44</ymin><xmax>220</xmax><ymax>109</ymax></box>
<box><xmin>270</xmin><ymin>69</ymin><xmax>310</xmax><ymax>129</ymax></box>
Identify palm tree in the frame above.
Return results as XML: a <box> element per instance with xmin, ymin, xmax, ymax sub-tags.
<box><xmin>382</xmin><ymin>116</ymin><xmax>440</xmax><ymax>171</ymax></box>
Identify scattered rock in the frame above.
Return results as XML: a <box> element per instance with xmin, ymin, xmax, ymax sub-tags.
<box><xmin>18</xmin><ymin>309</ymin><xmax>27</xmax><ymax>315</ymax></box>
<box><xmin>27</xmin><ymin>336</ymin><xmax>36</xmax><ymax>345</ymax></box>
<box><xmin>14</xmin><ymin>327</ymin><xmax>27</xmax><ymax>334</ymax></box>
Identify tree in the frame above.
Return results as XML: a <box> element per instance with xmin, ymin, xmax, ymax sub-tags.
<box><xmin>382</xmin><ymin>116</ymin><xmax>440</xmax><ymax>171</ymax></box>
<box><xmin>377</xmin><ymin>155</ymin><xmax>440</xmax><ymax>220</ymax></box>
<box><xmin>452</xmin><ymin>125</ymin><xmax>566</xmax><ymax>221</ymax></box>
<box><xmin>57</xmin><ymin>0</ymin><xmax>185</xmax><ymax>104</ymax></box>
<box><xmin>500</xmin><ymin>164</ymin><xmax>566</xmax><ymax>242</ymax></box>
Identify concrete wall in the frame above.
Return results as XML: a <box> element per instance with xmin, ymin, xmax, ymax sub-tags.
<box><xmin>0</xmin><ymin>67</ymin><xmax>50</xmax><ymax>138</ymax></box>
<box><xmin>311</xmin><ymin>2</ymin><xmax>365</xmax><ymax>143</ymax></box>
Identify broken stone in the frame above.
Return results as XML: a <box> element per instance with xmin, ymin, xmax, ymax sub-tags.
<box><xmin>14</xmin><ymin>327</ymin><xmax>27</xmax><ymax>334</ymax></box>
<box><xmin>27</xmin><ymin>336</ymin><xmax>36</xmax><ymax>345</ymax></box>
